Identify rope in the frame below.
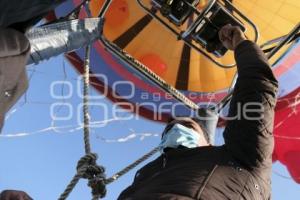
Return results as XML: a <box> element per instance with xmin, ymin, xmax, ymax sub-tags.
<box><xmin>58</xmin><ymin>44</ymin><xmax>107</xmax><ymax>200</ymax></box>
<box><xmin>83</xmin><ymin>45</ymin><xmax>92</xmax><ymax>154</ymax></box>
<box><xmin>58</xmin><ymin>2</ymin><xmax>108</xmax><ymax>199</ymax></box>
<box><xmin>58</xmin><ymin>153</ymin><xmax>106</xmax><ymax>200</ymax></box>
<box><xmin>105</xmin><ymin>147</ymin><xmax>159</xmax><ymax>184</ymax></box>
<box><xmin>58</xmin><ymin>172</ymin><xmax>82</xmax><ymax>200</ymax></box>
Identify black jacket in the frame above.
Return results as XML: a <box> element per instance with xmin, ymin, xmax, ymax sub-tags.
<box><xmin>118</xmin><ymin>41</ymin><xmax>279</xmax><ymax>200</ymax></box>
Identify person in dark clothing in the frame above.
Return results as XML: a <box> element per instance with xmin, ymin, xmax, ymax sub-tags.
<box><xmin>118</xmin><ymin>24</ymin><xmax>278</xmax><ymax>200</ymax></box>
<box><xmin>0</xmin><ymin>1</ymin><xmax>66</xmax><ymax>199</ymax></box>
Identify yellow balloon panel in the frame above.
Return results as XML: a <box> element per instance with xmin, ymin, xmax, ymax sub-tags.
<box><xmin>237</xmin><ymin>0</ymin><xmax>298</xmax><ymax>42</ymax></box>
<box><xmin>90</xmin><ymin>0</ymin><xmax>300</xmax><ymax>93</ymax></box>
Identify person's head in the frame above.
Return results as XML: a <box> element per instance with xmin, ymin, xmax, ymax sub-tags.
<box><xmin>161</xmin><ymin>117</ymin><xmax>211</xmax><ymax>147</ymax></box>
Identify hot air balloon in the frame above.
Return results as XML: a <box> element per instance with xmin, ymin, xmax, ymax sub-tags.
<box><xmin>51</xmin><ymin>0</ymin><xmax>300</xmax><ymax>183</ymax></box>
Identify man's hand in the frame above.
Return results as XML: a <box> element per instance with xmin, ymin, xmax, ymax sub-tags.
<box><xmin>0</xmin><ymin>190</ymin><xmax>33</xmax><ymax>200</ymax></box>
<box><xmin>219</xmin><ymin>24</ymin><xmax>246</xmax><ymax>50</ymax></box>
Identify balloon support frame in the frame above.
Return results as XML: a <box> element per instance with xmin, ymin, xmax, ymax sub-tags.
<box><xmin>136</xmin><ymin>0</ymin><xmax>259</xmax><ymax>68</ymax></box>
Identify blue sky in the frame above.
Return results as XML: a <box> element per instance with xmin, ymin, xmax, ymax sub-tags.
<box><xmin>0</xmin><ymin>55</ymin><xmax>299</xmax><ymax>200</ymax></box>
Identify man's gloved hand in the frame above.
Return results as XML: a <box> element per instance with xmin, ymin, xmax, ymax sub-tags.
<box><xmin>218</xmin><ymin>24</ymin><xmax>246</xmax><ymax>50</ymax></box>
<box><xmin>0</xmin><ymin>190</ymin><xmax>33</xmax><ymax>200</ymax></box>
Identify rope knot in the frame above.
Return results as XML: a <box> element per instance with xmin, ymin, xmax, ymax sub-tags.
<box><xmin>76</xmin><ymin>153</ymin><xmax>107</xmax><ymax>198</ymax></box>
<box><xmin>88</xmin><ymin>175</ymin><xmax>107</xmax><ymax>198</ymax></box>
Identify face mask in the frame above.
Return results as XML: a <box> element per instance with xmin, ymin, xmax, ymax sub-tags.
<box><xmin>159</xmin><ymin>123</ymin><xmax>201</xmax><ymax>153</ymax></box>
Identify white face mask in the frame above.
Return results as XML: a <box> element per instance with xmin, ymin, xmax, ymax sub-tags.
<box><xmin>159</xmin><ymin>123</ymin><xmax>201</xmax><ymax>153</ymax></box>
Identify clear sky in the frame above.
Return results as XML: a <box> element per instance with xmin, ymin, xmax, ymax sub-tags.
<box><xmin>0</xmin><ymin>55</ymin><xmax>299</xmax><ymax>200</ymax></box>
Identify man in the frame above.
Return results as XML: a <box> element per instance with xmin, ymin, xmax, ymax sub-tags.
<box><xmin>118</xmin><ymin>24</ymin><xmax>278</xmax><ymax>200</ymax></box>
<box><xmin>0</xmin><ymin>1</ymin><xmax>66</xmax><ymax>199</ymax></box>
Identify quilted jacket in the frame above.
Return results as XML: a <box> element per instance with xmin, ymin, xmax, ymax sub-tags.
<box><xmin>118</xmin><ymin>41</ymin><xmax>279</xmax><ymax>200</ymax></box>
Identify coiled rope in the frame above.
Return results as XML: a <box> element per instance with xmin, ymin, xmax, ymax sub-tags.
<box><xmin>58</xmin><ymin>40</ymin><xmax>160</xmax><ymax>199</ymax></box>
<box><xmin>58</xmin><ymin>42</ymin><xmax>107</xmax><ymax>200</ymax></box>
<box><xmin>57</xmin><ymin>2</ymin><xmax>159</xmax><ymax>199</ymax></box>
